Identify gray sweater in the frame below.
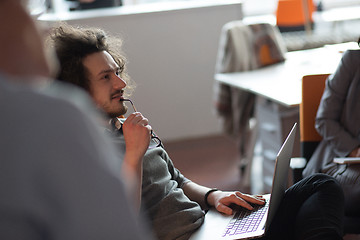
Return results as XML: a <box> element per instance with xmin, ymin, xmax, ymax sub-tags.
<box><xmin>109</xmin><ymin>128</ymin><xmax>205</xmax><ymax>240</ymax></box>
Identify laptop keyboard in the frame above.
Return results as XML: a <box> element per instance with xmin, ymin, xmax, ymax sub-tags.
<box><xmin>222</xmin><ymin>200</ymin><xmax>269</xmax><ymax>237</ymax></box>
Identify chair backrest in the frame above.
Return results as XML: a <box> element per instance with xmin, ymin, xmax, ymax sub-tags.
<box><xmin>215</xmin><ymin>22</ymin><xmax>287</xmax><ymax>74</ymax></box>
<box><xmin>300</xmin><ymin>74</ymin><xmax>329</xmax><ymax>161</ymax></box>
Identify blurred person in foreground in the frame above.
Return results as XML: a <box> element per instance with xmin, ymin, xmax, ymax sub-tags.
<box><xmin>47</xmin><ymin>22</ymin><xmax>346</xmax><ymax>240</ymax></box>
<box><xmin>0</xmin><ymin>1</ymin><xmax>152</xmax><ymax>239</ymax></box>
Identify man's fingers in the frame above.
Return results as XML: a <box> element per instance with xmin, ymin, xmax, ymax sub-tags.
<box><xmin>138</xmin><ymin>118</ymin><xmax>149</xmax><ymax>126</ymax></box>
<box><xmin>220</xmin><ymin>194</ymin><xmax>254</xmax><ymax>211</ymax></box>
<box><xmin>235</xmin><ymin>192</ymin><xmax>265</xmax><ymax>205</ymax></box>
<box><xmin>216</xmin><ymin>203</ymin><xmax>234</xmax><ymax>215</ymax></box>
<box><xmin>126</xmin><ymin>113</ymin><xmax>150</xmax><ymax>127</ymax></box>
<box><xmin>145</xmin><ymin>124</ymin><xmax>152</xmax><ymax>132</ymax></box>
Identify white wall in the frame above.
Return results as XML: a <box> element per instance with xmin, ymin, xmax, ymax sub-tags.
<box><xmin>40</xmin><ymin>1</ymin><xmax>243</xmax><ymax>141</ymax></box>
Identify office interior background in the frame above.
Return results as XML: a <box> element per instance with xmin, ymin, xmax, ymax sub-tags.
<box><xmin>30</xmin><ymin>0</ymin><xmax>360</xmax><ymax>196</ymax></box>
<box><xmin>32</xmin><ymin>0</ymin><xmax>360</xmax><ymax>16</ymax></box>
<box><xmin>33</xmin><ymin>0</ymin><xmax>360</xmax><ymax>141</ymax></box>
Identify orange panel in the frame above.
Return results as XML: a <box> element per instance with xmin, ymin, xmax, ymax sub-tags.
<box><xmin>276</xmin><ymin>0</ymin><xmax>315</xmax><ymax>26</ymax></box>
<box><xmin>299</xmin><ymin>74</ymin><xmax>329</xmax><ymax>142</ymax></box>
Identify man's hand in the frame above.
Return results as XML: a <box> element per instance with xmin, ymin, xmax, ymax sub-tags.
<box><xmin>122</xmin><ymin>112</ymin><xmax>152</xmax><ymax>166</ymax></box>
<box><xmin>208</xmin><ymin>190</ymin><xmax>266</xmax><ymax>215</ymax></box>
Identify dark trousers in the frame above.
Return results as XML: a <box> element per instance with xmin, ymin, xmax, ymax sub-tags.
<box><xmin>326</xmin><ymin>164</ymin><xmax>360</xmax><ymax>217</ymax></box>
<box><xmin>326</xmin><ymin>164</ymin><xmax>360</xmax><ymax>233</ymax></box>
<box><xmin>263</xmin><ymin>173</ymin><xmax>344</xmax><ymax>240</ymax></box>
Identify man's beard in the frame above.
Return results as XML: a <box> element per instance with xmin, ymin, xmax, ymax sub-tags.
<box><xmin>107</xmin><ymin>90</ymin><xmax>128</xmax><ymax>118</ymax></box>
<box><xmin>106</xmin><ymin>102</ymin><xmax>128</xmax><ymax>118</ymax></box>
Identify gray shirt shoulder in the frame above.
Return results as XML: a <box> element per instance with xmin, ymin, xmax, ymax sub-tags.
<box><xmin>0</xmin><ymin>75</ymin><xmax>151</xmax><ymax>240</ymax></box>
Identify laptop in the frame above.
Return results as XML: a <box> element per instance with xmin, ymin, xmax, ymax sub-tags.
<box><xmin>189</xmin><ymin>123</ymin><xmax>297</xmax><ymax>240</ymax></box>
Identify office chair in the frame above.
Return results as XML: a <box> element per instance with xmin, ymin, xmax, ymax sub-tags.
<box><xmin>293</xmin><ymin>74</ymin><xmax>360</xmax><ymax>235</ymax></box>
<box><xmin>300</xmin><ymin>73</ymin><xmax>328</xmax><ymax>159</ymax></box>
<box><xmin>214</xmin><ymin>22</ymin><xmax>287</xmax><ymax>188</ymax></box>
<box><xmin>290</xmin><ymin>74</ymin><xmax>328</xmax><ymax>183</ymax></box>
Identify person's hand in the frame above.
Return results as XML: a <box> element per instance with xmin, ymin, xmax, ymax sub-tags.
<box><xmin>208</xmin><ymin>190</ymin><xmax>266</xmax><ymax>215</ymax></box>
<box><xmin>348</xmin><ymin>147</ymin><xmax>360</xmax><ymax>158</ymax></box>
<box><xmin>122</xmin><ymin>112</ymin><xmax>152</xmax><ymax>167</ymax></box>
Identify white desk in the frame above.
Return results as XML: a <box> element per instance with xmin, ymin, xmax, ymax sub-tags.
<box><xmin>215</xmin><ymin>42</ymin><xmax>358</xmax><ymax>192</ymax></box>
<box><xmin>215</xmin><ymin>42</ymin><xmax>358</xmax><ymax>107</ymax></box>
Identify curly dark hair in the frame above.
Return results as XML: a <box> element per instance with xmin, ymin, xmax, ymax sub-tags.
<box><xmin>46</xmin><ymin>22</ymin><xmax>135</xmax><ymax>96</ymax></box>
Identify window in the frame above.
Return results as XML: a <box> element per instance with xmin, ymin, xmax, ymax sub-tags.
<box><xmin>242</xmin><ymin>0</ymin><xmax>360</xmax><ymax>17</ymax></box>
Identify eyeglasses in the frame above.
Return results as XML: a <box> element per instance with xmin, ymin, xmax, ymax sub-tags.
<box><xmin>121</xmin><ymin>99</ymin><xmax>163</xmax><ymax>148</ymax></box>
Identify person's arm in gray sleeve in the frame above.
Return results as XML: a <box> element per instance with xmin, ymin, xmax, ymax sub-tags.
<box><xmin>315</xmin><ymin>50</ymin><xmax>360</xmax><ymax>157</ymax></box>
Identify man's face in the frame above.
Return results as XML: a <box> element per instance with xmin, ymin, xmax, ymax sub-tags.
<box><xmin>83</xmin><ymin>51</ymin><xmax>128</xmax><ymax>118</ymax></box>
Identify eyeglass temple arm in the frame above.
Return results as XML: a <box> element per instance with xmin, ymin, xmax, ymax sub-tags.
<box><xmin>119</xmin><ymin>99</ymin><xmax>163</xmax><ymax>147</ymax></box>
<box><xmin>118</xmin><ymin>99</ymin><xmax>137</xmax><ymax>118</ymax></box>
<box><xmin>120</xmin><ymin>98</ymin><xmax>137</xmax><ymax>112</ymax></box>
